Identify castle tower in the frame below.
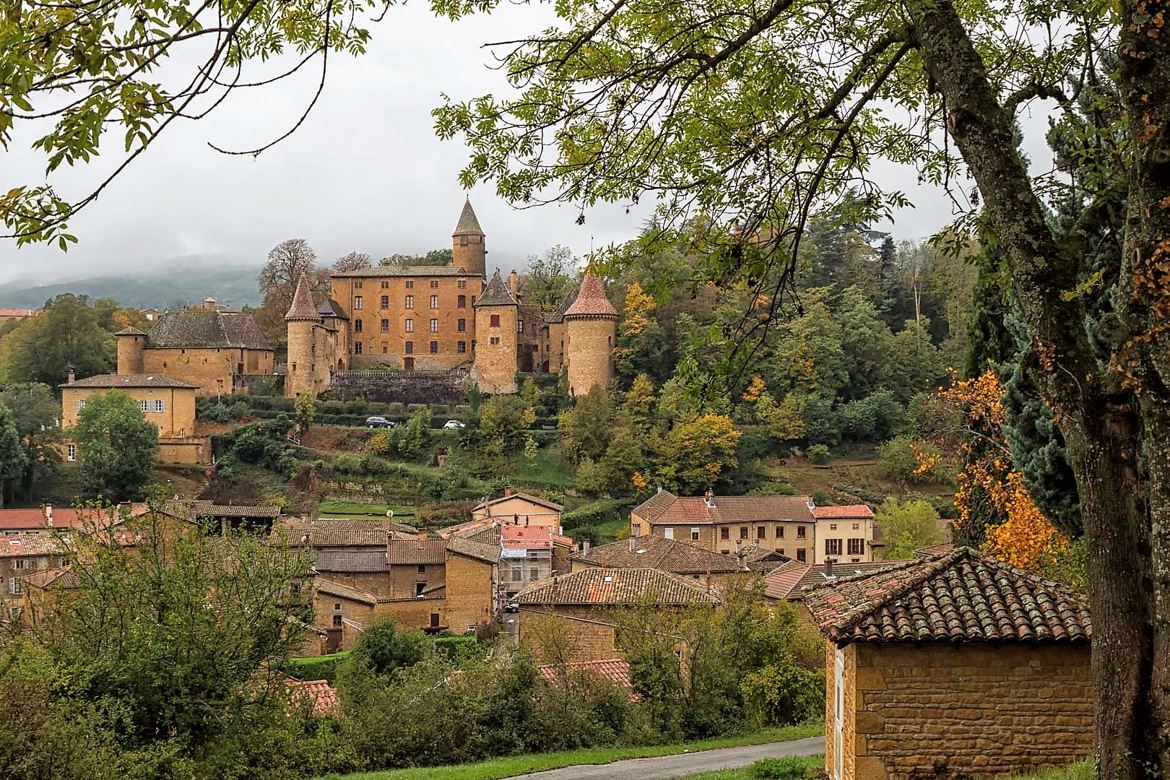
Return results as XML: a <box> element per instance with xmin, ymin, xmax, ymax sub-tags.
<box><xmin>116</xmin><ymin>328</ymin><xmax>147</xmax><ymax>375</ymax></box>
<box><xmin>563</xmin><ymin>271</ymin><xmax>618</xmax><ymax>397</ymax></box>
<box><xmin>452</xmin><ymin>197</ymin><xmax>486</xmax><ymax>278</ymax></box>
<box><xmin>471</xmin><ymin>270</ymin><xmax>519</xmax><ymax>394</ymax></box>
<box><xmin>284</xmin><ymin>274</ymin><xmax>321</xmax><ymax>399</ymax></box>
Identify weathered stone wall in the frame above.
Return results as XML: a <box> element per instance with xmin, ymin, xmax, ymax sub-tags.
<box><xmin>452</xmin><ymin>233</ymin><xmax>486</xmax><ymax>278</ymax></box>
<box><xmin>444</xmin><ymin>552</ymin><xmax>496</xmax><ymax>633</ymax></box>
<box><xmin>564</xmin><ymin>316</ymin><xmax>616</xmax><ymax>396</ymax></box>
<box><xmin>117</xmin><ymin>333</ymin><xmax>145</xmax><ymax>374</ymax></box>
<box><xmin>321</xmin><ymin>368</ymin><xmax>469</xmax><ymax>404</ymax></box>
<box><xmin>157</xmin><ymin>436</ymin><xmax>211</xmax><ymax>465</ymax></box>
<box><xmin>143</xmin><ymin>347</ymin><xmax>274</xmax><ymax>396</ymax></box>
<box><xmin>519</xmin><ymin>605</ymin><xmax>618</xmax><ymax>662</ymax></box>
<box><xmin>388</xmin><ymin>562</ymin><xmax>445</xmax><ymax>599</ymax></box>
<box><xmin>285</xmin><ymin>320</ymin><xmax>317</xmax><ymax>400</ymax></box>
<box><xmin>547</xmin><ymin>321</ymin><xmax>566</xmax><ymax>373</ymax></box>
<box><xmin>471</xmin><ymin>304</ymin><xmax>519</xmax><ymax>394</ymax></box>
<box><xmin>375</xmin><ymin>595</ymin><xmax>446</xmax><ymax>631</ymax></box>
<box><xmin>840</xmin><ymin>641</ymin><xmax>1093</xmax><ymax>779</ymax></box>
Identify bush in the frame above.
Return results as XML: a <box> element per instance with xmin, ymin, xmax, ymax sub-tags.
<box><xmin>879</xmin><ymin>435</ymin><xmax>943</xmax><ymax>484</ymax></box>
<box><xmin>285</xmin><ymin>652</ymin><xmax>349</xmax><ymax>684</ymax></box>
<box><xmin>561</xmin><ymin>498</ymin><xmax>632</xmax><ymax>530</ymax></box>
<box><xmin>806</xmin><ymin>444</ymin><xmax>831</xmax><ymax>465</ymax></box>
<box><xmin>752</xmin><ymin>756</ymin><xmax>824</xmax><ymax>779</ymax></box>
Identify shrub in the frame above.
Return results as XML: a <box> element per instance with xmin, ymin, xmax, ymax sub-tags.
<box><xmin>285</xmin><ymin>652</ymin><xmax>349</xmax><ymax>684</ymax></box>
<box><xmin>752</xmin><ymin>756</ymin><xmax>824</xmax><ymax>779</ymax></box>
<box><xmin>879</xmin><ymin>435</ymin><xmax>943</xmax><ymax>484</ymax></box>
<box><xmin>806</xmin><ymin>444</ymin><xmax>831</xmax><ymax>465</ymax></box>
<box><xmin>561</xmin><ymin>498</ymin><xmax>632</xmax><ymax>530</ymax></box>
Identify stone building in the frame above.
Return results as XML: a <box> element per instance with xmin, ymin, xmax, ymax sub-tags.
<box><xmin>808</xmin><ymin>547</ymin><xmax>1093</xmax><ymax>780</ymax></box>
<box><xmin>284</xmin><ymin>197</ymin><xmax>617</xmax><ymax>398</ymax></box>
<box><xmin>115</xmin><ymin>301</ymin><xmax>274</xmax><ymax>397</ymax></box>
<box><xmin>469</xmin><ymin>489</ymin><xmax>565</xmax><ymax>534</ymax></box>
<box><xmin>811</xmin><ymin>505</ymin><xmax>880</xmax><ymax>564</ymax></box>
<box><xmin>0</xmin><ymin>535</ymin><xmax>65</xmax><ymax>613</ymax></box>
<box><xmin>571</xmin><ymin>534</ymin><xmax>751</xmax><ymax>589</ymax></box>
<box><xmin>516</xmin><ymin>567</ymin><xmax>720</xmax><ymax>663</ymax></box>
<box><xmin>60</xmin><ymin>373</ymin><xmax>210</xmax><ymax>464</ymax></box>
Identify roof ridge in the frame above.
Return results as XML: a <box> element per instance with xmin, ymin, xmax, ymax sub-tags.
<box><xmin>819</xmin><ymin>550</ymin><xmax>967</xmax><ymax>634</ymax></box>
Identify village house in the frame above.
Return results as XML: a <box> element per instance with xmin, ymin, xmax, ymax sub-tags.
<box><xmin>0</xmin><ymin>503</ymin><xmax>149</xmax><ymax>536</ymax></box>
<box><xmin>516</xmin><ymin>567</ymin><xmax>720</xmax><ymax>663</ymax></box>
<box><xmin>312</xmin><ymin>577</ymin><xmax>448</xmax><ymax>654</ymax></box>
<box><xmin>0</xmin><ymin>534</ymin><xmax>65</xmax><ymax>615</ymax></box>
<box><xmin>499</xmin><ymin>524</ymin><xmax>573</xmax><ymax>600</ymax></box>
<box><xmin>469</xmin><ymin>489</ymin><xmax>565</xmax><ymax>534</ymax></box>
<box><xmin>19</xmin><ymin>566</ymin><xmax>84</xmax><ymax>627</ymax></box>
<box><xmin>536</xmin><ymin>658</ymin><xmax>636</xmax><ymax>699</ymax></box>
<box><xmin>570</xmin><ymin>534</ymin><xmax>754</xmax><ymax>588</ymax></box>
<box><xmin>443</xmin><ymin>534</ymin><xmax>502</xmax><ymax>634</ymax></box>
<box><xmin>60</xmin><ymin>372</ymin><xmax>210</xmax><ymax>464</ymax></box>
<box><xmin>811</xmin><ymin>505</ymin><xmax>880</xmax><ymax>563</ymax></box>
<box><xmin>764</xmin><ymin>558</ymin><xmax>911</xmax><ymax>627</ymax></box>
<box><xmin>0</xmin><ymin>307</ymin><xmax>38</xmax><ymax>321</ymax></box>
<box><xmin>808</xmin><ymin>547</ymin><xmax>1093</xmax><ymax>780</ymax></box>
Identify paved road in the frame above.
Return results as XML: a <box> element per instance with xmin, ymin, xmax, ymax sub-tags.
<box><xmin>509</xmin><ymin>736</ymin><xmax>825</xmax><ymax>779</ymax></box>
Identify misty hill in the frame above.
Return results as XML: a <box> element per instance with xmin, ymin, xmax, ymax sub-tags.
<box><xmin>0</xmin><ymin>265</ymin><xmax>263</xmax><ymax>309</ymax></box>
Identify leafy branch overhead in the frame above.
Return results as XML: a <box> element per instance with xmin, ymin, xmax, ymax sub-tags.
<box><xmin>0</xmin><ymin>0</ymin><xmax>389</xmax><ymax>246</ymax></box>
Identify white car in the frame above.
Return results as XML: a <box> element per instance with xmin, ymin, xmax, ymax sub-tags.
<box><xmin>443</xmin><ymin>419</ymin><xmax>466</xmax><ymax>430</ymax></box>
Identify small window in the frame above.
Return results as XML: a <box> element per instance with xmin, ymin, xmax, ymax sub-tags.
<box><xmin>757</xmin><ymin>526</ymin><xmax>766</xmax><ymax>539</ymax></box>
<box><xmin>332</xmin><ymin>614</ymin><xmax>342</xmax><ymax>627</ymax></box>
<box><xmin>415</xmin><ymin>582</ymin><xmax>426</xmax><ymax>596</ymax></box>
<box><xmin>405</xmin><ymin>319</ymin><xmax>414</xmax><ymax>332</ymax></box>
<box><xmin>380</xmin><ymin>295</ymin><xmax>389</xmax><ymax>308</ymax></box>
<box><xmin>825</xmin><ymin>539</ymin><xmax>842</xmax><ymax>556</ymax></box>
<box><xmin>797</xmin><ymin>549</ymin><xmax>807</xmax><ymax>563</ymax></box>
<box><xmin>830</xmin><ymin>523</ymin><xmax>837</xmax><ymax>530</ymax></box>
<box><xmin>417</xmin><ymin>564</ymin><xmax>426</xmax><ymax>573</ymax></box>
<box><xmin>776</xmin><ymin>526</ymin><xmax>784</xmax><ymax>539</ymax></box>
<box><xmin>66</xmin><ymin>443</ymin><xmax>76</xmax><ymax>462</ymax></box>
<box><xmin>353</xmin><ymin>280</ymin><xmax>363</xmax><ymax>289</ymax></box>
<box><xmin>458</xmin><ymin>295</ymin><xmax>466</xmax><ymax>308</ymax></box>
<box><xmin>517</xmin><ymin>320</ymin><xmax>524</xmax><ymax>333</ymax></box>
<box><xmin>490</xmin><ymin>336</ymin><xmax>500</xmax><ymax>345</ymax></box>
<box><xmin>380</xmin><ymin>281</ymin><xmax>389</xmax><ymax>289</ymax></box>
<box><xmin>663</xmin><ymin>528</ymin><xmax>674</xmax><ymax>540</ymax></box>
<box><xmin>382</xmin><ymin>344</ymin><xmax>388</xmax><ymax>354</ymax></box>
<box><xmin>457</xmin><ymin>341</ymin><xmax>467</xmax><ymax>353</ymax></box>
<box><xmin>490</xmin><ymin>314</ymin><xmax>500</xmax><ymax>327</ymax></box>
<box><xmin>457</xmin><ymin>318</ymin><xmax>467</xmax><ymax>332</ymax></box>
<box><xmin>354</xmin><ymin>319</ymin><xmax>363</xmax><ymax>333</ymax></box>
<box><xmin>75</xmin><ymin>399</ymin><xmax>86</xmax><ymax>412</ymax></box>
<box><xmin>405</xmin><ymin>295</ymin><xmax>414</xmax><ymax>309</ymax></box>
<box><xmin>354</xmin><ymin>341</ymin><xmax>363</xmax><ymax>355</ymax></box>
<box><xmin>739</xmin><ymin>527</ymin><xmax>748</xmax><ymax>540</ymax></box>
<box><xmin>429</xmin><ymin>341</ymin><xmax>438</xmax><ymax>354</ymax></box>
<box><xmin>405</xmin><ymin>341</ymin><xmax>414</xmax><ymax>354</ymax></box>
<box><xmin>430</xmin><ymin>280</ymin><xmax>439</xmax><ymax>289</ymax></box>
<box><xmin>797</xmin><ymin>526</ymin><xmax>807</xmax><ymax>539</ymax></box>
<box><xmin>8</xmin><ymin>577</ymin><xmax>21</xmax><ymax>595</ymax></box>
<box><xmin>458</xmin><ymin>279</ymin><xmax>467</xmax><ymax>289</ymax></box>
<box><xmin>848</xmin><ymin>538</ymin><xmax>865</xmax><ymax>555</ymax></box>
<box><xmin>354</xmin><ymin>296</ymin><xmax>363</xmax><ymax>310</ymax></box>
<box><xmin>690</xmin><ymin>528</ymin><xmax>700</xmax><ymax>541</ymax></box>
<box><xmin>530</xmin><ymin>567</ymin><xmax>539</xmax><ymax>580</ymax></box>
<box><xmin>430</xmin><ymin>295</ymin><xmax>438</xmax><ymax>309</ymax></box>
<box><xmin>511</xmin><ymin>567</ymin><xmax>523</xmax><ymax>582</ymax></box>
<box><xmin>429</xmin><ymin>319</ymin><xmax>438</xmax><ymax>333</ymax></box>
<box><xmin>381</xmin><ymin>319</ymin><xmax>389</xmax><ymax>333</ymax></box>
<box><xmin>852</xmin><ymin>523</ymin><xmax>860</xmax><ymax>530</ymax></box>
<box><xmin>406</xmin><ymin>280</ymin><xmax>414</xmax><ymax>289</ymax></box>
<box><xmin>14</xmin><ymin>559</ymin><xmax>24</xmax><ymax>570</ymax></box>
<box><xmin>720</xmin><ymin>527</ymin><xmax>729</xmax><ymax>540</ymax></box>
<box><xmin>154</xmin><ymin>400</ymin><xmax>164</xmax><ymax>413</ymax></box>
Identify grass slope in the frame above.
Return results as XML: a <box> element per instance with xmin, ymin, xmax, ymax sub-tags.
<box><xmin>318</xmin><ymin>725</ymin><xmax>822</xmax><ymax>780</ymax></box>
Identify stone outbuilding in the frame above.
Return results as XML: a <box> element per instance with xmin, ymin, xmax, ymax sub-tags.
<box><xmin>806</xmin><ymin>547</ymin><xmax>1093</xmax><ymax>780</ymax></box>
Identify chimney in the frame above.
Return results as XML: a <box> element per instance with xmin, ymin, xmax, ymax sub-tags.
<box><xmin>582</xmin><ymin>540</ymin><xmax>591</xmax><ymax>556</ymax></box>
<box><xmin>704</xmin><ymin>489</ymin><xmax>715</xmax><ymax>508</ymax></box>
<box><xmin>807</xmin><ymin>496</ymin><xmax>816</xmax><ymax>510</ymax></box>
<box><xmin>824</xmin><ymin>558</ymin><xmax>834</xmax><ymax>577</ymax></box>
<box><xmin>504</xmin><ymin>486</ymin><xmax>513</xmax><ymax>497</ymax></box>
<box><xmin>508</xmin><ymin>269</ymin><xmax>519</xmax><ymax>297</ymax></box>
<box><xmin>66</xmin><ymin>367</ymin><xmax>76</xmax><ymax>384</ymax></box>
<box><xmin>629</xmin><ymin>536</ymin><xmax>636</xmax><ymax>552</ymax></box>
<box><xmin>44</xmin><ymin>504</ymin><xmax>53</xmax><ymax>527</ymax></box>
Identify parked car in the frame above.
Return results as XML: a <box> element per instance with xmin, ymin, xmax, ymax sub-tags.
<box><xmin>504</xmin><ymin>601</ymin><xmax>519</xmax><ymax>613</ymax></box>
<box><xmin>443</xmin><ymin>419</ymin><xmax>466</xmax><ymax>430</ymax></box>
<box><xmin>365</xmin><ymin>416</ymin><xmax>395</xmax><ymax>428</ymax></box>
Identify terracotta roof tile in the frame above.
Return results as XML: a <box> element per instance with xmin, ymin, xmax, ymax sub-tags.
<box><xmin>635</xmin><ymin>493</ymin><xmax>815</xmax><ymax>525</ymax></box>
<box><xmin>805</xmin><ymin>547</ymin><xmax>1092</xmax><ymax>645</ymax></box>
<box><xmin>275</xmin><ymin>517</ymin><xmax>401</xmax><ymax>548</ymax></box>
<box><xmin>149</xmin><ymin>309</ymin><xmax>271</xmax><ymax>348</ymax></box>
<box><xmin>563</xmin><ymin>273</ymin><xmax>618</xmax><ymax>318</ymax></box>
<box><xmin>286</xmin><ymin>678</ymin><xmax>340</xmax><ymax>717</ymax></box>
<box><xmin>538</xmin><ymin>659</ymin><xmax>633</xmax><ymax>691</ymax></box>
<box><xmin>472</xmin><ymin>491</ymin><xmax>564</xmax><ymax>513</ymax></box>
<box><xmin>445</xmin><ymin>535</ymin><xmax>502</xmax><ymax>564</ymax></box>
<box><xmin>387</xmin><ymin>539</ymin><xmax>446</xmax><ymax>565</ymax></box>
<box><xmin>332</xmin><ymin>265</ymin><xmax>476</xmax><ymax>278</ymax></box>
<box><xmin>915</xmin><ymin>542</ymin><xmax>956</xmax><ymax>558</ymax></box>
<box><xmin>315</xmin><ymin>578</ymin><xmax>377</xmax><ymax>605</ymax></box>
<box><xmin>312</xmin><ymin>549</ymin><xmax>388</xmax><ymax>572</ymax></box>
<box><xmin>764</xmin><ymin>559</ymin><xmax>909</xmax><ymax>600</ymax></box>
<box><xmin>62</xmin><ymin>373</ymin><xmax>199</xmax><ymax>389</ymax></box>
<box><xmin>475</xmin><ymin>270</ymin><xmax>517</xmax><ymax>307</ymax></box>
<box><xmin>0</xmin><ymin>535</ymin><xmax>64</xmax><ymax>558</ymax></box>
<box><xmin>23</xmin><ymin>566</ymin><xmax>83</xmax><ymax>590</ymax></box>
<box><xmin>573</xmin><ymin>535</ymin><xmax>742</xmax><ymax>575</ymax></box>
<box><xmin>454</xmin><ymin>197</ymin><xmax>485</xmax><ymax>235</ymax></box>
<box><xmin>285</xmin><ymin>275</ymin><xmax>319</xmax><ymax>321</ymax></box>
<box><xmin>501</xmin><ymin>525</ymin><xmax>555</xmax><ymax>550</ymax></box>
<box><xmin>516</xmin><ymin>567</ymin><xmax>720</xmax><ymax>606</ymax></box>
<box><xmin>812</xmin><ymin>504</ymin><xmax>874</xmax><ymax>520</ymax></box>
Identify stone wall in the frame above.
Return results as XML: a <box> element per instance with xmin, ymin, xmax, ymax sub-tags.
<box><xmin>157</xmin><ymin>436</ymin><xmax>211</xmax><ymax>465</ymax></box>
<box><xmin>322</xmin><ymin>368</ymin><xmax>469</xmax><ymax>404</ymax></box>
<box><xmin>375</xmin><ymin>595</ymin><xmax>446</xmax><ymax>631</ymax></box>
<box><xmin>388</xmin><ymin>562</ymin><xmax>445</xmax><ymax>599</ymax></box>
<box><xmin>143</xmin><ymin>347</ymin><xmax>274</xmax><ymax>396</ymax></box>
<box><xmin>834</xmin><ymin>641</ymin><xmax>1093</xmax><ymax>779</ymax></box>
<box><xmin>519</xmin><ymin>605</ymin><xmax>619</xmax><ymax>662</ymax></box>
<box><xmin>472</xmin><ymin>304</ymin><xmax>519</xmax><ymax>394</ymax></box>
<box><xmin>564</xmin><ymin>316</ymin><xmax>616</xmax><ymax>397</ymax></box>
<box><xmin>444</xmin><ymin>552</ymin><xmax>496</xmax><ymax>633</ymax></box>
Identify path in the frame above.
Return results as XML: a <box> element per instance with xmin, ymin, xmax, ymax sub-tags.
<box><xmin>509</xmin><ymin>736</ymin><xmax>825</xmax><ymax>779</ymax></box>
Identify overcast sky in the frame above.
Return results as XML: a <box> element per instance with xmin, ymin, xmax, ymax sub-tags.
<box><xmin>0</xmin><ymin>4</ymin><xmax>1057</xmax><ymax>286</ymax></box>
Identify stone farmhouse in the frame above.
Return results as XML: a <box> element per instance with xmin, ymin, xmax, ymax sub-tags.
<box><xmin>515</xmin><ymin>567</ymin><xmax>720</xmax><ymax>663</ymax></box>
<box><xmin>284</xmin><ymin>198</ymin><xmax>618</xmax><ymax>399</ymax></box>
<box><xmin>571</xmin><ymin>534</ymin><xmax>754</xmax><ymax>589</ymax></box>
<box><xmin>630</xmin><ymin>490</ymin><xmax>879</xmax><ymax>565</ymax></box>
<box><xmin>808</xmin><ymin>547</ymin><xmax>1093</xmax><ymax>780</ymax></box>
<box><xmin>0</xmin><ymin>535</ymin><xmax>65</xmax><ymax>614</ymax></box>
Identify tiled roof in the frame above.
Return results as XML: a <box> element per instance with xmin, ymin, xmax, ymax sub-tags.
<box><xmin>276</xmin><ymin>518</ymin><xmax>399</xmax><ymax>548</ymax></box>
<box><xmin>812</xmin><ymin>504</ymin><xmax>874</xmax><ymax>520</ymax></box>
<box><xmin>915</xmin><ymin>542</ymin><xmax>956</xmax><ymax>558</ymax></box>
<box><xmin>764</xmin><ymin>559</ymin><xmax>910</xmax><ymax>600</ymax></box>
<box><xmin>62</xmin><ymin>373</ymin><xmax>199</xmax><ymax>389</ymax></box>
<box><xmin>501</xmin><ymin>525</ymin><xmax>556</xmax><ymax>551</ymax></box>
<box><xmin>634</xmin><ymin>493</ymin><xmax>814</xmax><ymax>525</ymax></box>
<box><xmin>806</xmin><ymin>547</ymin><xmax>1092</xmax><ymax>645</ymax></box>
<box><xmin>115</xmin><ymin>327</ymin><xmax>147</xmax><ymax>336</ymax></box>
<box><xmin>475</xmin><ymin>270</ymin><xmax>517</xmax><ymax>307</ymax></box>
<box><xmin>516</xmin><ymin>567</ymin><xmax>720</xmax><ymax>606</ymax></box>
<box><xmin>538</xmin><ymin>659</ymin><xmax>633</xmax><ymax>691</ymax></box>
<box><xmin>0</xmin><ymin>535</ymin><xmax>64</xmax><ymax>557</ymax></box>
<box><xmin>318</xmin><ymin>299</ymin><xmax>349</xmax><ymax>320</ymax></box>
<box><xmin>544</xmin><ymin>286</ymin><xmax>580</xmax><ymax>324</ymax></box>
<box><xmin>286</xmin><ymin>678</ymin><xmax>340</xmax><ymax>717</ymax></box>
<box><xmin>445</xmin><ymin>535</ymin><xmax>502</xmax><ymax>564</ymax></box>
<box><xmin>313</xmin><ymin>549</ymin><xmax>388</xmax><ymax>573</ymax></box>
<box><xmin>332</xmin><ymin>265</ymin><xmax>475</xmax><ymax>278</ymax></box>
<box><xmin>0</xmin><ymin>308</ymin><xmax>36</xmax><ymax>317</ymax></box>
<box><xmin>387</xmin><ymin>539</ymin><xmax>446</xmax><ymax>565</ymax></box>
<box><xmin>0</xmin><ymin>504</ymin><xmax>148</xmax><ymax>532</ymax></box>
<box><xmin>473</xmin><ymin>491</ymin><xmax>564</xmax><ymax>513</ymax></box>
<box><xmin>149</xmin><ymin>309</ymin><xmax>271</xmax><ymax>348</ymax></box>
<box><xmin>186</xmin><ymin>501</ymin><xmax>280</xmax><ymax>519</ymax></box>
<box><xmin>737</xmin><ymin>544</ymin><xmax>791</xmax><ymax>572</ymax></box>
<box><xmin>563</xmin><ymin>273</ymin><xmax>618</xmax><ymax>318</ymax></box>
<box><xmin>454</xmin><ymin>197</ymin><xmax>485</xmax><ymax>235</ymax></box>
<box><xmin>285</xmin><ymin>275</ymin><xmax>319</xmax><ymax>321</ymax></box>
<box><xmin>574</xmin><ymin>535</ymin><xmax>742</xmax><ymax>575</ymax></box>
<box><xmin>23</xmin><ymin>566</ymin><xmax>83</xmax><ymax>590</ymax></box>
<box><xmin>316</xmin><ymin>578</ymin><xmax>377</xmax><ymax>605</ymax></box>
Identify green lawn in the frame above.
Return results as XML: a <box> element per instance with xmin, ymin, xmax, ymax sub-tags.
<box><xmin>680</xmin><ymin>755</ymin><xmax>822</xmax><ymax>779</ymax></box>
<box><xmin>316</xmin><ymin>501</ymin><xmax>420</xmax><ymax>518</ymax></box>
<box><xmin>317</xmin><ymin>724</ymin><xmax>822</xmax><ymax>780</ymax></box>
<box><xmin>594</xmin><ymin>517</ymin><xmax>629</xmax><ymax>542</ymax></box>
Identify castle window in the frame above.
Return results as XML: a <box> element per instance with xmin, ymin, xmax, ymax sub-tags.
<box><xmin>154</xmin><ymin>400</ymin><xmax>164</xmax><ymax>413</ymax></box>
<box><xmin>490</xmin><ymin>314</ymin><xmax>500</xmax><ymax>327</ymax></box>
<box><xmin>406</xmin><ymin>280</ymin><xmax>414</xmax><ymax>288</ymax></box>
<box><xmin>353</xmin><ymin>281</ymin><xmax>363</xmax><ymax>289</ymax></box>
<box><xmin>382</xmin><ymin>344</ymin><xmax>388</xmax><ymax>354</ymax></box>
<box><xmin>405</xmin><ymin>319</ymin><xmax>414</xmax><ymax>333</ymax></box>
<box><xmin>430</xmin><ymin>295</ymin><xmax>438</xmax><ymax>309</ymax></box>
<box><xmin>380</xmin><ymin>319</ymin><xmax>389</xmax><ymax>333</ymax></box>
<box><xmin>776</xmin><ymin>526</ymin><xmax>784</xmax><ymax>538</ymax></box>
<box><xmin>405</xmin><ymin>341</ymin><xmax>413</xmax><ymax>354</ymax></box>
<box><xmin>380</xmin><ymin>281</ymin><xmax>389</xmax><ymax>289</ymax></box>
<box><xmin>66</xmin><ymin>444</ymin><xmax>76</xmax><ymax>462</ymax></box>
<box><xmin>429</xmin><ymin>341</ymin><xmax>438</xmax><ymax>354</ymax></box>
<box><xmin>380</xmin><ymin>295</ymin><xmax>389</xmax><ymax>308</ymax></box>
<box><xmin>430</xmin><ymin>280</ymin><xmax>439</xmax><ymax>289</ymax></box>
<box><xmin>458</xmin><ymin>295</ymin><xmax>466</xmax><ymax>308</ymax></box>
<box><xmin>490</xmin><ymin>337</ymin><xmax>500</xmax><ymax>345</ymax></box>
<box><xmin>461</xmin><ymin>236</ymin><xmax>469</xmax><ymax>246</ymax></box>
<box><xmin>458</xmin><ymin>279</ymin><xmax>467</xmax><ymax>289</ymax></box>
<box><xmin>353</xmin><ymin>296</ymin><xmax>363</xmax><ymax>310</ymax></box>
<box><xmin>405</xmin><ymin>295</ymin><xmax>414</xmax><ymax>309</ymax></box>
<box><xmin>457</xmin><ymin>341</ymin><xmax>467</xmax><ymax>353</ymax></box>
<box><xmin>429</xmin><ymin>319</ymin><xmax>438</xmax><ymax>333</ymax></box>
<box><xmin>517</xmin><ymin>320</ymin><xmax>524</xmax><ymax>333</ymax></box>
<box><xmin>457</xmin><ymin>318</ymin><xmax>466</xmax><ymax>332</ymax></box>
<box><xmin>354</xmin><ymin>342</ymin><xmax>363</xmax><ymax>355</ymax></box>
<box><xmin>354</xmin><ymin>319</ymin><xmax>363</xmax><ymax>333</ymax></box>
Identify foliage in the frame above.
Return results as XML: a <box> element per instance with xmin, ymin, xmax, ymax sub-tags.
<box><xmin>656</xmin><ymin>414</ymin><xmax>740</xmax><ymax>493</ymax></box>
<box><xmin>0</xmin><ymin>383</ymin><xmax>61</xmax><ymax>503</ymax></box>
<box><xmin>805</xmin><ymin>445</ymin><xmax>830</xmax><ymax>466</ymax></box>
<box><xmin>0</xmin><ymin>295</ymin><xmax>115</xmax><ymax>385</ymax></box>
<box><xmin>346</xmin><ymin>620</ymin><xmax>432</xmax><ymax>679</ymax></box>
<box><xmin>874</xmin><ymin>498</ymin><xmax>944</xmax><ymax>560</ymax></box>
<box><xmin>559</xmin><ymin>388</ymin><xmax>615</xmax><ymax>464</ymax></box>
<box><xmin>295</xmin><ymin>393</ymin><xmax>317</xmax><ymax>435</ymax></box>
<box><xmin>70</xmin><ymin>391</ymin><xmax>158</xmax><ymax>501</ymax></box>
<box><xmin>478</xmin><ymin>396</ymin><xmax>535</xmax><ymax>456</ymax></box>
<box><xmin>0</xmin><ymin>404</ymin><xmax>29</xmax><ymax>506</ymax></box>
<box><xmin>878</xmin><ymin>435</ymin><xmax>944</xmax><ymax>485</ymax></box>
<box><xmin>397</xmin><ymin>410</ymin><xmax>430</xmax><ymax>459</ymax></box>
<box><xmin>524</xmin><ymin>245</ymin><xmax>579</xmax><ymax>313</ymax></box>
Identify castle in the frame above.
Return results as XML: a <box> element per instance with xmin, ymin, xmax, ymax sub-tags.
<box><xmin>285</xmin><ymin>198</ymin><xmax>618</xmax><ymax>399</ymax></box>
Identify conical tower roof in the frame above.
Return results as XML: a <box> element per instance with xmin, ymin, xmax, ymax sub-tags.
<box><xmin>453</xmin><ymin>196</ymin><xmax>484</xmax><ymax>236</ymax></box>
<box><xmin>285</xmin><ymin>274</ymin><xmax>319</xmax><ymax>321</ymax></box>
<box><xmin>564</xmin><ymin>272</ymin><xmax>618</xmax><ymax>318</ymax></box>
<box><xmin>475</xmin><ymin>269</ymin><xmax>517</xmax><ymax>307</ymax></box>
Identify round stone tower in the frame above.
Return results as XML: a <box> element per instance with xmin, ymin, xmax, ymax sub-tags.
<box><xmin>563</xmin><ymin>271</ymin><xmax>618</xmax><ymax>397</ymax></box>
<box><xmin>452</xmin><ymin>196</ymin><xmax>486</xmax><ymax>278</ymax></box>
<box><xmin>116</xmin><ymin>328</ymin><xmax>147</xmax><ymax>375</ymax></box>
<box><xmin>284</xmin><ymin>274</ymin><xmax>320</xmax><ymax>399</ymax></box>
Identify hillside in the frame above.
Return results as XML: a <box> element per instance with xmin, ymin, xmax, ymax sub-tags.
<box><xmin>0</xmin><ymin>263</ymin><xmax>263</xmax><ymax>309</ymax></box>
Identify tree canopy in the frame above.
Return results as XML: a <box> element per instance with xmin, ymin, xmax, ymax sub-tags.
<box><xmin>70</xmin><ymin>391</ymin><xmax>158</xmax><ymax>501</ymax></box>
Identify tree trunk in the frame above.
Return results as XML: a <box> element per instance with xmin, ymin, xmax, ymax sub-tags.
<box><xmin>906</xmin><ymin>0</ymin><xmax>1168</xmax><ymax>774</ymax></box>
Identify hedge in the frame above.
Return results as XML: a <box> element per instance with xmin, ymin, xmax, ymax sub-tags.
<box><xmin>285</xmin><ymin>652</ymin><xmax>350</xmax><ymax>683</ymax></box>
<box><xmin>561</xmin><ymin>497</ymin><xmax>636</xmax><ymax>531</ymax></box>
